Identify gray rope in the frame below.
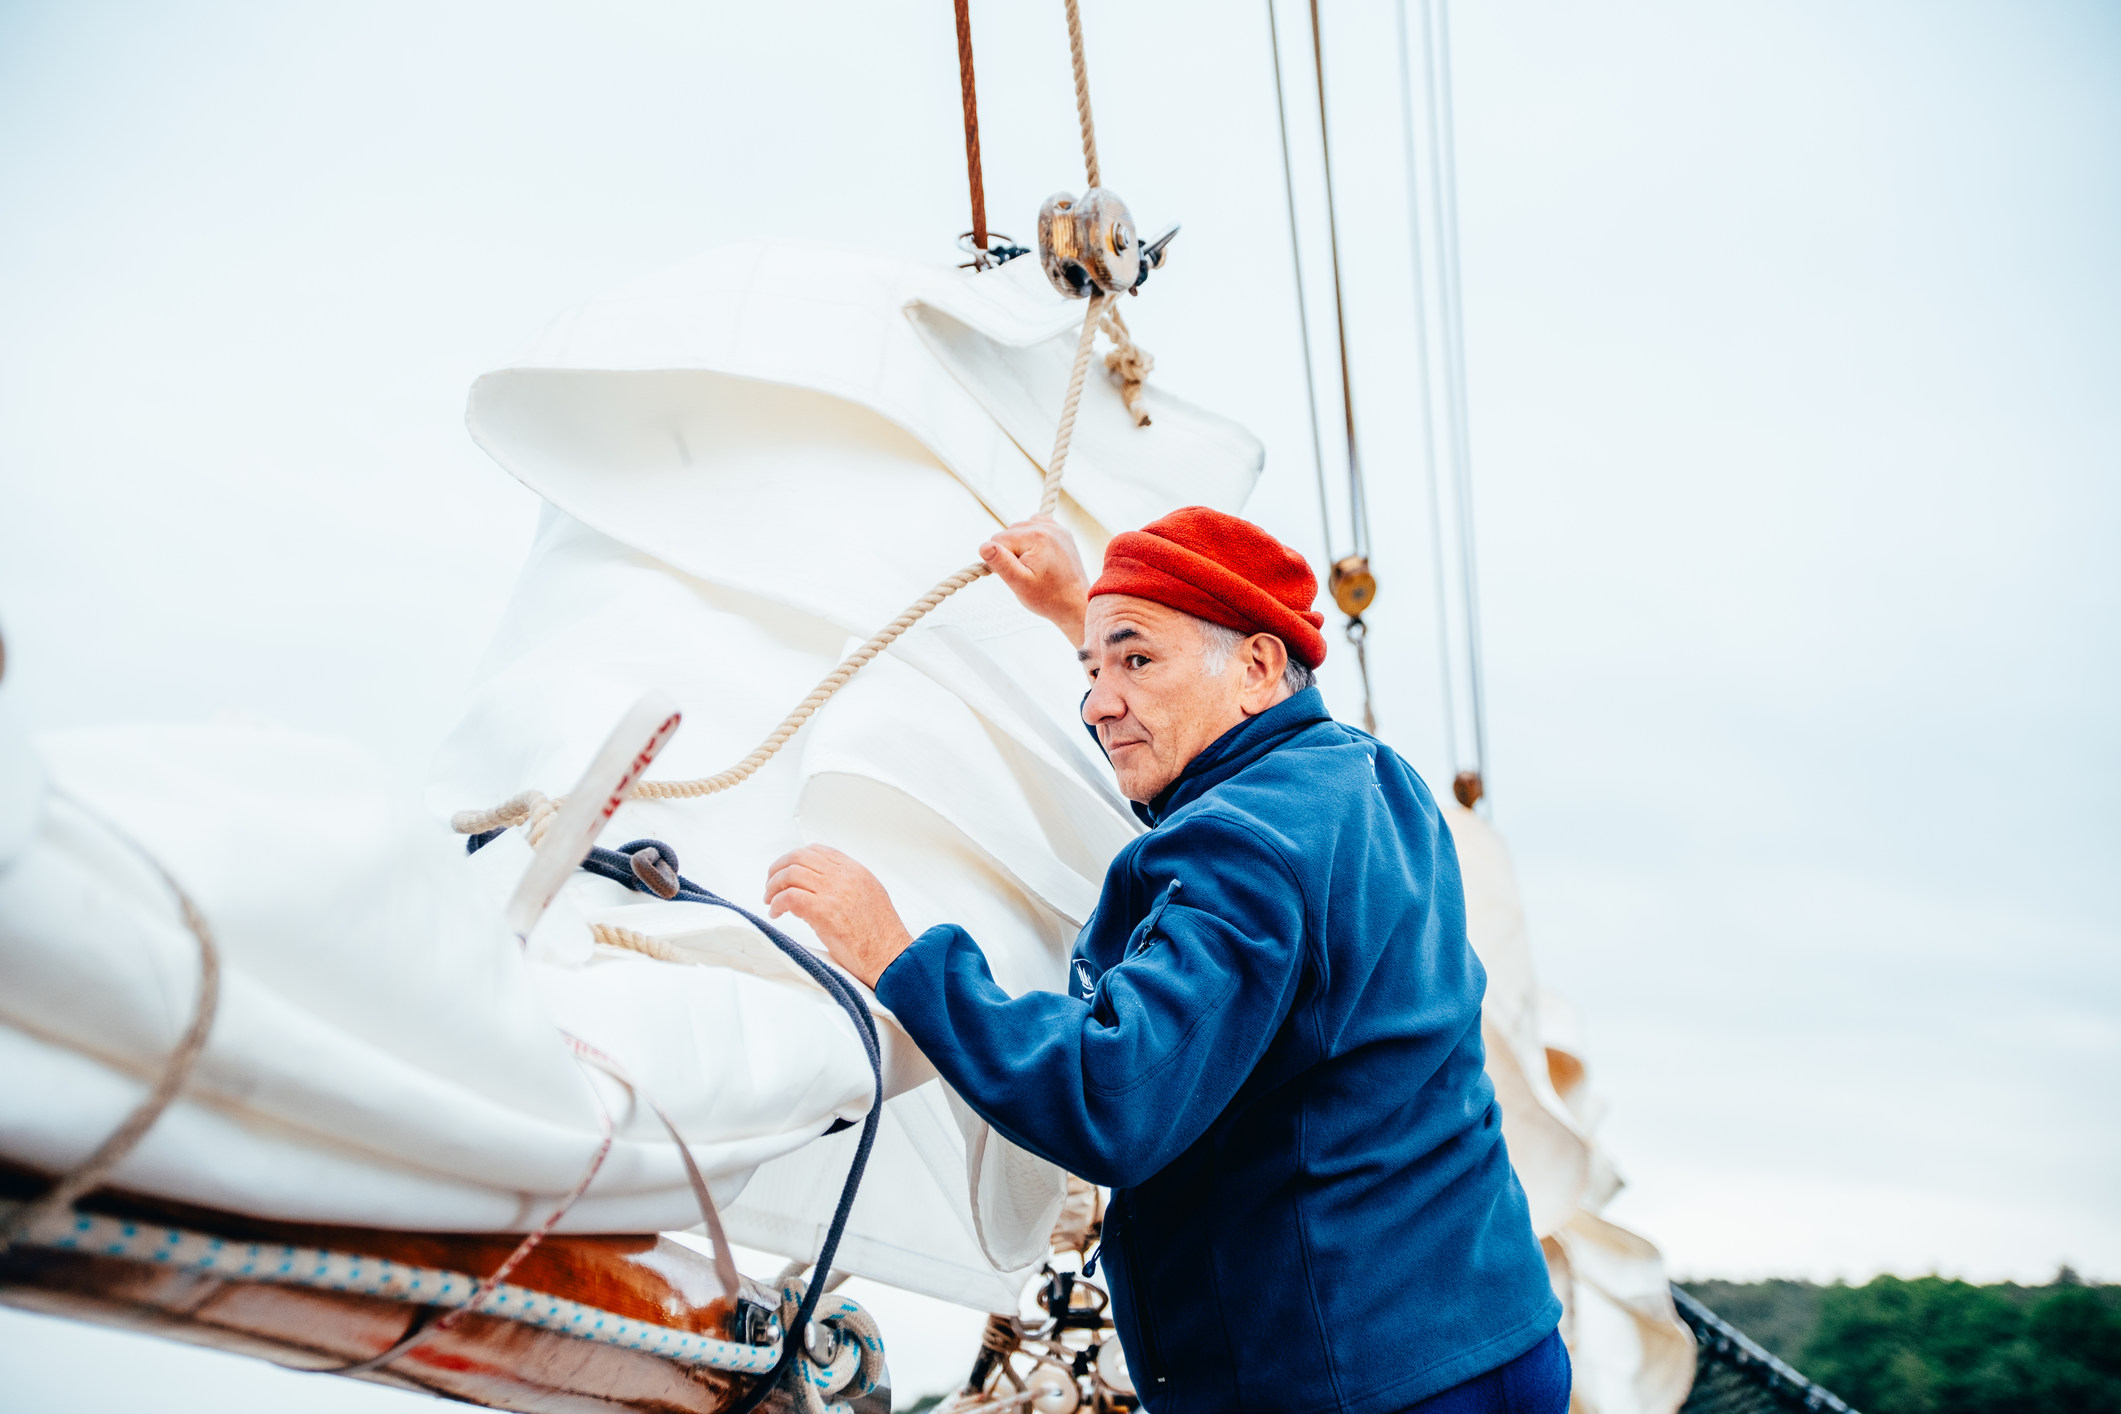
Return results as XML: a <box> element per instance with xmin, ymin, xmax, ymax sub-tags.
<box><xmin>0</xmin><ymin>791</ymin><xmax>221</xmax><ymax>1256</ymax></box>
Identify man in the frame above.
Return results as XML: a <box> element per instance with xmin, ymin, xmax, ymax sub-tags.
<box><xmin>765</xmin><ymin>508</ymin><xmax>1567</xmax><ymax>1413</ymax></box>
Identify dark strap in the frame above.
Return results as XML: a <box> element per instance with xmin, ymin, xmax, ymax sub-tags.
<box><xmin>474</xmin><ymin>831</ymin><xmax>883</xmax><ymax>1411</ymax></box>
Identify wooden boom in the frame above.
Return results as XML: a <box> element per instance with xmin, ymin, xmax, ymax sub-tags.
<box><xmin>0</xmin><ymin>1163</ymin><xmax>875</xmax><ymax>1413</ymax></box>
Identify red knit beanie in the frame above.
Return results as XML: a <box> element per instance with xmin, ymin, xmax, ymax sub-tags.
<box><xmin>1089</xmin><ymin>507</ymin><xmax>1328</xmax><ymax>669</ymax></box>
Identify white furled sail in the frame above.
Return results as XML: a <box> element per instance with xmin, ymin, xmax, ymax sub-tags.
<box><xmin>430</xmin><ymin>240</ymin><xmax>1266</xmax><ymax>1309</ymax></box>
<box><xmin>0</xmin><ymin>715</ymin><xmax>876</xmax><ymax>1232</ymax></box>
<box><xmin>0</xmin><ymin>239</ymin><xmax>1264</xmax><ymax>1314</ymax></box>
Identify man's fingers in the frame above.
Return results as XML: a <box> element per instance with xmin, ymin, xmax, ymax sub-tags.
<box><xmin>766</xmin><ymin>886</ymin><xmax>817</xmax><ymax>920</ymax></box>
<box><xmin>766</xmin><ymin>847</ymin><xmax>819</xmax><ymax>876</ymax></box>
<box><xmin>982</xmin><ymin>539</ymin><xmax>1031</xmax><ymax>582</ymax></box>
<box><xmin>764</xmin><ymin>862</ymin><xmax>826</xmax><ymax>901</ymax></box>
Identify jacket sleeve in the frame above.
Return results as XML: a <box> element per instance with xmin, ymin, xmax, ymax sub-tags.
<box><xmin>873</xmin><ymin>811</ymin><xmax>1308</xmax><ymax>1189</ymax></box>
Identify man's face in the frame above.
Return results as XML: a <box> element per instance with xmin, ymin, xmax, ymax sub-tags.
<box><xmin>1079</xmin><ymin>595</ymin><xmax>1277</xmax><ymax>803</ymax></box>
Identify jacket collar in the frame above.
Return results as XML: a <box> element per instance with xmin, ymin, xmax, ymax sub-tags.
<box><xmin>1132</xmin><ymin>687</ymin><xmax>1332</xmax><ymax>827</ymax></box>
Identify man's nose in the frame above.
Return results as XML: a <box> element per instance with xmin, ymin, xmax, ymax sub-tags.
<box><xmin>1083</xmin><ymin>675</ymin><xmax>1126</xmax><ymax>726</ymax></box>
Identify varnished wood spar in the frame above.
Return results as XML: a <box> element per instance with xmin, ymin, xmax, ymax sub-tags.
<box><xmin>0</xmin><ymin>1163</ymin><xmax>812</xmax><ymax>1413</ymax></box>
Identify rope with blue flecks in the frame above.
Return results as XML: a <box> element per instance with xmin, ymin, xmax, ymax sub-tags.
<box><xmin>1</xmin><ymin>1203</ymin><xmax>886</xmax><ymax>1407</ymax></box>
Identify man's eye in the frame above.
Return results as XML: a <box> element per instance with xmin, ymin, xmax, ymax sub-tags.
<box><xmin>1125</xmin><ymin>654</ymin><xmax>1150</xmax><ymax>670</ymax></box>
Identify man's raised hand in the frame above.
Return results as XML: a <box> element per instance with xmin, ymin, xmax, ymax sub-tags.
<box><xmin>979</xmin><ymin>516</ymin><xmax>1090</xmax><ymax>645</ymax></box>
<box><xmin>763</xmin><ymin>845</ymin><xmax>915</xmax><ymax>989</ymax></box>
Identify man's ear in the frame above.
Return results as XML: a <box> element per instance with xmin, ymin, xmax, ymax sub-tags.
<box><xmin>1240</xmin><ymin>633</ymin><xmax>1290</xmax><ymax>714</ymax></box>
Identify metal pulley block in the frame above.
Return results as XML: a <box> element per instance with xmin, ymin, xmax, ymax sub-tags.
<box><xmin>1330</xmin><ymin>555</ymin><xmax>1377</xmax><ymax>619</ymax></box>
<box><xmin>1038</xmin><ymin>187</ymin><xmax>1178</xmax><ymax>298</ymax></box>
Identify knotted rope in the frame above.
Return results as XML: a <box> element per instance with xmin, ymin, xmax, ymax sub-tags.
<box><xmin>1099</xmin><ymin>302</ymin><xmax>1154</xmax><ymax>426</ymax></box>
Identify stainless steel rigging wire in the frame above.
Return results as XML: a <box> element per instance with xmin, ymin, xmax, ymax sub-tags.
<box><xmin>1421</xmin><ymin>0</ymin><xmax>1491</xmax><ymax>793</ymax></box>
<box><xmin>1264</xmin><ymin>0</ymin><xmax>1381</xmax><ymax>733</ymax></box>
<box><xmin>1393</xmin><ymin>0</ymin><xmax>1462</xmax><ymax>781</ymax></box>
<box><xmin>1306</xmin><ymin>0</ymin><xmax>1372</xmax><ymax>563</ymax></box>
<box><xmin>1263</xmin><ymin>0</ymin><xmax>1336</xmax><ymax>571</ymax></box>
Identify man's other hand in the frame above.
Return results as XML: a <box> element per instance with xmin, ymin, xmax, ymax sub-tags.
<box><xmin>764</xmin><ymin>845</ymin><xmax>915</xmax><ymax>989</ymax></box>
<box><xmin>980</xmin><ymin>516</ymin><xmax>1090</xmax><ymax>645</ymax></box>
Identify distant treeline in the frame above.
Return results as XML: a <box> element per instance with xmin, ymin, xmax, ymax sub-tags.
<box><xmin>1681</xmin><ymin>1270</ymin><xmax>2120</xmax><ymax>1413</ymax></box>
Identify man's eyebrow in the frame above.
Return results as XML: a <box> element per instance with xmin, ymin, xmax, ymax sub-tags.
<box><xmin>1076</xmin><ymin>625</ymin><xmax>1144</xmax><ymax>662</ymax></box>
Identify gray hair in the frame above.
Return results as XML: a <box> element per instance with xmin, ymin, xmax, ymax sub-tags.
<box><xmin>1197</xmin><ymin>619</ymin><xmax>1316</xmax><ymax>695</ymax></box>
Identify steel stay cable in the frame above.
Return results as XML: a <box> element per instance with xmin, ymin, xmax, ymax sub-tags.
<box><xmin>1421</xmin><ymin>0</ymin><xmax>1490</xmax><ymax>792</ymax></box>
<box><xmin>1392</xmin><ymin>0</ymin><xmax>1462</xmax><ymax>776</ymax></box>
<box><xmin>1263</xmin><ymin>0</ymin><xmax>1337</xmax><ymax>572</ymax></box>
<box><xmin>1307</xmin><ymin>0</ymin><xmax>1371</xmax><ymax>563</ymax></box>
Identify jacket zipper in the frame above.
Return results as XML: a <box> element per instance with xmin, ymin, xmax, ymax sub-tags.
<box><xmin>1116</xmin><ymin>1196</ymin><xmax>1169</xmax><ymax>1391</ymax></box>
<box><xmin>1129</xmin><ymin>878</ymin><xmax>1183</xmax><ymax>956</ymax></box>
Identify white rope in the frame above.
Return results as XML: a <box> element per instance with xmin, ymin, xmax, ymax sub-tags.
<box><xmin>1063</xmin><ymin>0</ymin><xmax>1100</xmax><ymax>188</ymax></box>
<box><xmin>1099</xmin><ymin>303</ymin><xmax>1154</xmax><ymax>426</ymax></box>
<box><xmin>459</xmin><ymin>288</ymin><xmax>1110</xmax><ymax>834</ymax></box>
<box><xmin>590</xmin><ymin>920</ymin><xmax>685</xmax><ymax>963</ymax></box>
<box><xmin>441</xmin><ymin>0</ymin><xmax>1125</xmax><ymax>834</ymax></box>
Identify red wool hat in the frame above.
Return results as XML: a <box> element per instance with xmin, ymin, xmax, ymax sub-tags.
<box><xmin>1089</xmin><ymin>506</ymin><xmax>1328</xmax><ymax>669</ymax></box>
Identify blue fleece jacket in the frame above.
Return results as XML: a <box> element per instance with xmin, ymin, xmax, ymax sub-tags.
<box><xmin>875</xmin><ymin>688</ymin><xmax>1560</xmax><ymax>1413</ymax></box>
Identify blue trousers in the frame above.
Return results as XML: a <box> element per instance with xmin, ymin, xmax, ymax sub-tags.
<box><xmin>1400</xmin><ymin>1327</ymin><xmax>1571</xmax><ymax>1414</ymax></box>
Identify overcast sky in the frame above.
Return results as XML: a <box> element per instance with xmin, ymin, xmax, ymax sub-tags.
<box><xmin>2</xmin><ymin>1</ymin><xmax>2116</xmax><ymax>1408</ymax></box>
